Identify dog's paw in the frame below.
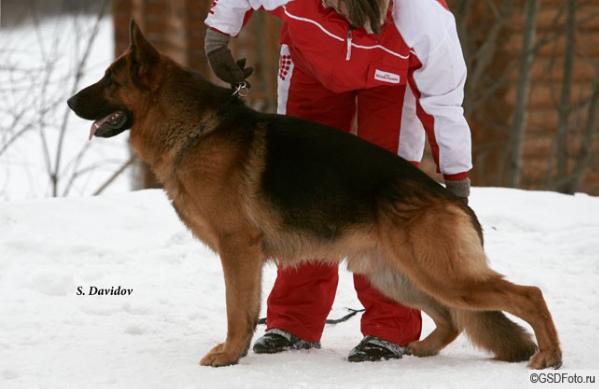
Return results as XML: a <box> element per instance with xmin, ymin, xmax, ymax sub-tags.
<box><xmin>528</xmin><ymin>349</ymin><xmax>562</xmax><ymax>370</ymax></box>
<box><xmin>199</xmin><ymin>343</ymin><xmax>240</xmax><ymax>367</ymax></box>
<box><xmin>406</xmin><ymin>340</ymin><xmax>439</xmax><ymax>357</ymax></box>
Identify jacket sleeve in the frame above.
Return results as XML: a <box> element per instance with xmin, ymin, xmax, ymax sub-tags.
<box><xmin>205</xmin><ymin>0</ymin><xmax>288</xmax><ymax>37</ymax></box>
<box><xmin>393</xmin><ymin>0</ymin><xmax>472</xmax><ymax>180</ymax></box>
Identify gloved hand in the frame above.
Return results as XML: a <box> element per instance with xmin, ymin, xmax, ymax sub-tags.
<box><xmin>445</xmin><ymin>178</ymin><xmax>470</xmax><ymax>204</ymax></box>
<box><xmin>205</xmin><ymin>29</ymin><xmax>253</xmax><ymax>87</ymax></box>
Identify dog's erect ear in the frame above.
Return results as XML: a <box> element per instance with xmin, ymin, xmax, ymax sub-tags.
<box><xmin>128</xmin><ymin>19</ymin><xmax>160</xmax><ymax>88</ymax></box>
<box><xmin>129</xmin><ymin>19</ymin><xmax>159</xmax><ymax>63</ymax></box>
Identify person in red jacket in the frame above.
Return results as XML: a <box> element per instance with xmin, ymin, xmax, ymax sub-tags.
<box><xmin>204</xmin><ymin>0</ymin><xmax>472</xmax><ymax>362</ymax></box>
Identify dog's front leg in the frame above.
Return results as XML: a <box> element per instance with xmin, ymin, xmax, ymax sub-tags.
<box><xmin>200</xmin><ymin>234</ymin><xmax>263</xmax><ymax>367</ymax></box>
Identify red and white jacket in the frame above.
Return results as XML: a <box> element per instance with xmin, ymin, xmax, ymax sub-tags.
<box><xmin>206</xmin><ymin>0</ymin><xmax>472</xmax><ymax>180</ymax></box>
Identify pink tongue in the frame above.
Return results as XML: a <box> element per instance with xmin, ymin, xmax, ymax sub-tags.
<box><xmin>89</xmin><ymin>122</ymin><xmax>99</xmax><ymax>140</ymax></box>
<box><xmin>89</xmin><ymin>115</ymin><xmax>112</xmax><ymax>140</ymax></box>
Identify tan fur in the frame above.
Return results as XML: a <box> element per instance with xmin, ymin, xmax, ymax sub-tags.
<box><xmin>372</xmin><ymin>205</ymin><xmax>560</xmax><ymax>368</ymax></box>
<box><xmin>76</xmin><ymin>22</ymin><xmax>562</xmax><ymax>369</ymax></box>
<box><xmin>453</xmin><ymin>310</ymin><xmax>537</xmax><ymax>362</ymax></box>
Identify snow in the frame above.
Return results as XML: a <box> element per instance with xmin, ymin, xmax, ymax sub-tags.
<box><xmin>0</xmin><ymin>187</ymin><xmax>598</xmax><ymax>388</ymax></box>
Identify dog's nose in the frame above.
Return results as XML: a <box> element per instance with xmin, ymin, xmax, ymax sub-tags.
<box><xmin>67</xmin><ymin>95</ymin><xmax>78</xmax><ymax>110</ymax></box>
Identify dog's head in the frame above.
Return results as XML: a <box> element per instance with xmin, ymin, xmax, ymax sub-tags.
<box><xmin>67</xmin><ymin>20</ymin><xmax>163</xmax><ymax>139</ymax></box>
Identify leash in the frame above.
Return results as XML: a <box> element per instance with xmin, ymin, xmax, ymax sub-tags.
<box><xmin>257</xmin><ymin>308</ymin><xmax>365</xmax><ymax>326</ymax></box>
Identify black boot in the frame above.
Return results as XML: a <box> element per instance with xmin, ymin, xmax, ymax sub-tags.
<box><xmin>347</xmin><ymin>336</ymin><xmax>406</xmax><ymax>362</ymax></box>
<box><xmin>253</xmin><ymin>329</ymin><xmax>321</xmax><ymax>354</ymax></box>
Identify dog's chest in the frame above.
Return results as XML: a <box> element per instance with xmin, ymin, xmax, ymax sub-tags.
<box><xmin>164</xmin><ymin>180</ymin><xmax>219</xmax><ymax>251</ymax></box>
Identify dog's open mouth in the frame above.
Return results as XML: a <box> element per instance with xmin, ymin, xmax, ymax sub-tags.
<box><xmin>90</xmin><ymin>111</ymin><xmax>128</xmax><ymax>140</ymax></box>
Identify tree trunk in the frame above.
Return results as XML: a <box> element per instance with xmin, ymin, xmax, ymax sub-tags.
<box><xmin>504</xmin><ymin>0</ymin><xmax>539</xmax><ymax>188</ymax></box>
<box><xmin>553</xmin><ymin>0</ymin><xmax>577</xmax><ymax>191</ymax></box>
<box><xmin>557</xmin><ymin>65</ymin><xmax>599</xmax><ymax>194</ymax></box>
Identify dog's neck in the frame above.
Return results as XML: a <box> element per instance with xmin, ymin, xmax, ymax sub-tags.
<box><xmin>129</xmin><ymin>70</ymin><xmax>238</xmax><ymax>180</ymax></box>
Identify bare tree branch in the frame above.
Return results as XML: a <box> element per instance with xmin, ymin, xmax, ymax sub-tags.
<box><xmin>51</xmin><ymin>0</ymin><xmax>109</xmax><ymax>197</ymax></box>
<box><xmin>93</xmin><ymin>156</ymin><xmax>136</xmax><ymax>196</ymax></box>
<box><xmin>0</xmin><ymin>1</ymin><xmax>131</xmax><ymax>199</ymax></box>
<box><xmin>464</xmin><ymin>0</ymin><xmax>514</xmax><ymax>117</ymax></box>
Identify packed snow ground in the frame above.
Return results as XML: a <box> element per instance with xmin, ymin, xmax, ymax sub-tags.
<box><xmin>0</xmin><ymin>188</ymin><xmax>598</xmax><ymax>388</ymax></box>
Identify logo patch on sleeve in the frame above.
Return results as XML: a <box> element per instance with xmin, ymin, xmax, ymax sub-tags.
<box><xmin>374</xmin><ymin>69</ymin><xmax>401</xmax><ymax>84</ymax></box>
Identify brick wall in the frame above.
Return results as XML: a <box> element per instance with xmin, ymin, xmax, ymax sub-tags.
<box><xmin>113</xmin><ymin>0</ymin><xmax>210</xmax><ymax>73</ymax></box>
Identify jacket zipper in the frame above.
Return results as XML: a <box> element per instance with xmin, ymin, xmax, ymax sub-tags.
<box><xmin>282</xmin><ymin>7</ymin><xmax>409</xmax><ymax>60</ymax></box>
<box><xmin>346</xmin><ymin>29</ymin><xmax>352</xmax><ymax>61</ymax></box>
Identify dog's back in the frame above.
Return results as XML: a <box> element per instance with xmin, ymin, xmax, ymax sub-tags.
<box><xmin>257</xmin><ymin>112</ymin><xmax>457</xmax><ymax>237</ymax></box>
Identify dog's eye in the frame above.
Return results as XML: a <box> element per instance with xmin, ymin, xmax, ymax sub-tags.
<box><xmin>104</xmin><ymin>72</ymin><xmax>119</xmax><ymax>88</ymax></box>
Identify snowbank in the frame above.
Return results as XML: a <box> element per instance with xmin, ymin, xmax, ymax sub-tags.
<box><xmin>0</xmin><ymin>188</ymin><xmax>598</xmax><ymax>388</ymax></box>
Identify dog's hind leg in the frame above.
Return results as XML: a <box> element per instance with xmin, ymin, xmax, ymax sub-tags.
<box><xmin>365</xmin><ymin>269</ymin><xmax>460</xmax><ymax>357</ymax></box>
<box><xmin>446</xmin><ymin>278</ymin><xmax>560</xmax><ymax>369</ymax></box>
<box><xmin>406</xmin><ymin>306</ymin><xmax>459</xmax><ymax>357</ymax></box>
<box><xmin>379</xmin><ymin>204</ymin><xmax>561</xmax><ymax>369</ymax></box>
<box><xmin>199</xmin><ymin>232</ymin><xmax>264</xmax><ymax>367</ymax></box>
<box><xmin>439</xmin><ymin>278</ymin><xmax>559</xmax><ymax>369</ymax></box>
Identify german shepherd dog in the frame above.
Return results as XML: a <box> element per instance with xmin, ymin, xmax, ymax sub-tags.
<box><xmin>67</xmin><ymin>21</ymin><xmax>562</xmax><ymax>369</ymax></box>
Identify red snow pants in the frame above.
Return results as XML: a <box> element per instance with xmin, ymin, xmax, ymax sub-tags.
<box><xmin>266</xmin><ymin>65</ymin><xmax>422</xmax><ymax>345</ymax></box>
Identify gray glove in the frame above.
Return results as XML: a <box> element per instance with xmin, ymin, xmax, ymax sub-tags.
<box><xmin>445</xmin><ymin>178</ymin><xmax>470</xmax><ymax>203</ymax></box>
<box><xmin>205</xmin><ymin>29</ymin><xmax>253</xmax><ymax>86</ymax></box>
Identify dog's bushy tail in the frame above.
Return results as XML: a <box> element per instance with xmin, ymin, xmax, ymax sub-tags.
<box><xmin>453</xmin><ymin>310</ymin><xmax>537</xmax><ymax>362</ymax></box>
